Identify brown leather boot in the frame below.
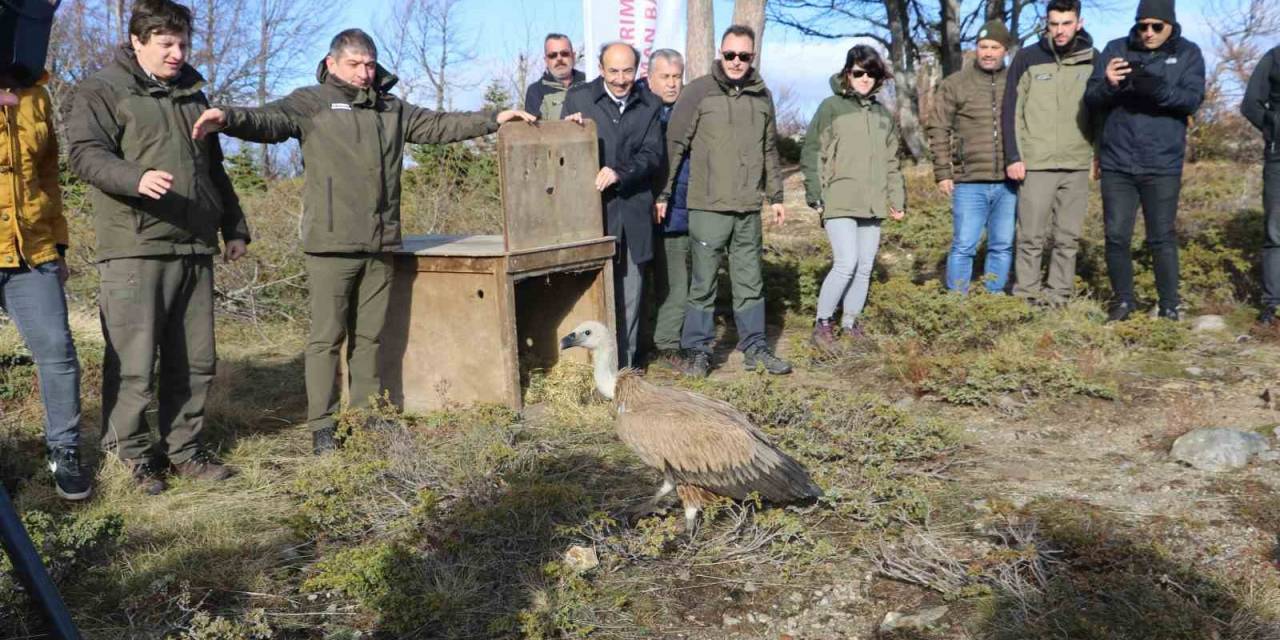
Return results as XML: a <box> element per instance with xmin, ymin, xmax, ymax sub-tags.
<box><xmin>172</xmin><ymin>450</ymin><xmax>234</xmax><ymax>482</ymax></box>
<box><xmin>124</xmin><ymin>458</ymin><xmax>167</xmax><ymax>495</ymax></box>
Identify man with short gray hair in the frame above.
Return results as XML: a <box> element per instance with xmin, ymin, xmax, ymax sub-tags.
<box><xmin>645</xmin><ymin>48</ymin><xmax>693</xmax><ymax>369</ymax></box>
<box><xmin>192</xmin><ymin>28</ymin><xmax>535</xmax><ymax>453</ymax></box>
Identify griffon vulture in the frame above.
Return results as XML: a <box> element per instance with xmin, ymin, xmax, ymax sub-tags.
<box><xmin>559</xmin><ymin>320</ymin><xmax>822</xmax><ymax>530</ymax></box>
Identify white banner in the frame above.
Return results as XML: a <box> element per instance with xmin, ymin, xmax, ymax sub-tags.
<box><xmin>582</xmin><ymin>0</ymin><xmax>687</xmax><ymax>79</ymax></box>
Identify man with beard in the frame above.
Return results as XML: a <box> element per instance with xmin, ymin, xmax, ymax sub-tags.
<box><xmin>1002</xmin><ymin>0</ymin><xmax>1099</xmax><ymax>308</ymax></box>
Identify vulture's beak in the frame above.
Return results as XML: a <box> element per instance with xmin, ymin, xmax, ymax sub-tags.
<box><xmin>559</xmin><ymin>333</ymin><xmax>578</xmax><ymax>350</ymax></box>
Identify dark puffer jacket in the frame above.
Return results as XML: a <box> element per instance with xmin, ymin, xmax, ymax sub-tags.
<box><xmin>927</xmin><ymin>60</ymin><xmax>1009</xmax><ymax>183</ymax></box>
<box><xmin>1084</xmin><ymin>23</ymin><xmax>1206</xmax><ymax>175</ymax></box>
<box><xmin>1242</xmin><ymin>45</ymin><xmax>1280</xmax><ymax>162</ymax></box>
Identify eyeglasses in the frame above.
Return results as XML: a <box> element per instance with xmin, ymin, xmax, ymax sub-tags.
<box><xmin>849</xmin><ymin>70</ymin><xmax>879</xmax><ymax>79</ymax></box>
<box><xmin>722</xmin><ymin>51</ymin><xmax>754</xmax><ymax>63</ymax></box>
<box><xmin>546</xmin><ymin>51</ymin><xmax>574</xmax><ymax>60</ymax></box>
<box><xmin>1136</xmin><ymin>22</ymin><xmax>1166</xmax><ymax>34</ymax></box>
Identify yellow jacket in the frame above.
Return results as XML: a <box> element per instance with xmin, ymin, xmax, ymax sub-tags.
<box><xmin>0</xmin><ymin>72</ymin><xmax>67</xmax><ymax>269</ymax></box>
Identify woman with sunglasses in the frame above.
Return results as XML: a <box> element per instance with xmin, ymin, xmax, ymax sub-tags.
<box><xmin>801</xmin><ymin>45</ymin><xmax>905</xmax><ymax>349</ymax></box>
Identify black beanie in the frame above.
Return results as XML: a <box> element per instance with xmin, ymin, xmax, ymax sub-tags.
<box><xmin>1135</xmin><ymin>0</ymin><xmax>1176</xmax><ymax>24</ymax></box>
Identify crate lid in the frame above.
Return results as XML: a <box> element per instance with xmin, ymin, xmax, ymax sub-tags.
<box><xmin>497</xmin><ymin>120</ymin><xmax>604</xmax><ymax>252</ymax></box>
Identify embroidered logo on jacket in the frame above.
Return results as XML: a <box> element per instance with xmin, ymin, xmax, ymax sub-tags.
<box><xmin>331</xmin><ymin>103</ymin><xmax>352</xmax><ymax>110</ymax></box>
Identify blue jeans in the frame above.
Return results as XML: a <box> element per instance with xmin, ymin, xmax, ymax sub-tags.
<box><xmin>946</xmin><ymin>181</ymin><xmax>1017</xmax><ymax>293</ymax></box>
<box><xmin>0</xmin><ymin>261</ymin><xmax>81</xmax><ymax>448</ymax></box>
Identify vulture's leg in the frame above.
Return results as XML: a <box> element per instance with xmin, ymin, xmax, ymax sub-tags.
<box><xmin>684</xmin><ymin>504</ymin><xmax>700</xmax><ymax>534</ymax></box>
<box><xmin>628</xmin><ymin>478</ymin><xmax>676</xmax><ymax>519</ymax></box>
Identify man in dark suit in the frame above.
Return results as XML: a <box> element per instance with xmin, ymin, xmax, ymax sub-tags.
<box><xmin>562</xmin><ymin>42</ymin><xmax>664</xmax><ymax>368</ymax></box>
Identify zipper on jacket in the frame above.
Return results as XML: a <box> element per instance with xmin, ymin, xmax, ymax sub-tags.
<box><xmin>3</xmin><ymin>104</ymin><xmax>23</xmax><ymax>260</ymax></box>
<box><xmin>326</xmin><ymin>177</ymin><xmax>334</xmax><ymax>233</ymax></box>
<box><xmin>373</xmin><ymin>107</ymin><xmax>387</xmax><ymax>246</ymax></box>
<box><xmin>990</xmin><ymin>73</ymin><xmax>1000</xmax><ymax>178</ymax></box>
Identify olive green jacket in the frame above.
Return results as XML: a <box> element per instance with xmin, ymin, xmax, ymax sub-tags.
<box><xmin>67</xmin><ymin>46</ymin><xmax>250</xmax><ymax>261</ymax></box>
<box><xmin>801</xmin><ymin>75</ymin><xmax>905</xmax><ymax>221</ymax></box>
<box><xmin>659</xmin><ymin>62</ymin><xmax>783</xmax><ymax>212</ymax></box>
<box><xmin>1002</xmin><ymin>31</ymin><xmax>1099</xmax><ymax>171</ymax></box>
<box><xmin>926</xmin><ymin>62</ymin><xmax>1009</xmax><ymax>182</ymax></box>
<box><xmin>219</xmin><ymin>60</ymin><xmax>498</xmax><ymax>254</ymax></box>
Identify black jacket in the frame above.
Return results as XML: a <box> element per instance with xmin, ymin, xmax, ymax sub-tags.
<box><xmin>1085</xmin><ymin>24</ymin><xmax>1206</xmax><ymax>176</ymax></box>
<box><xmin>1242</xmin><ymin>45</ymin><xmax>1280</xmax><ymax>162</ymax></box>
<box><xmin>562</xmin><ymin>77</ymin><xmax>663</xmax><ymax>264</ymax></box>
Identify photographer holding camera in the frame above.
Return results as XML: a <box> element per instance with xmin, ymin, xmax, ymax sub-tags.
<box><xmin>1085</xmin><ymin>0</ymin><xmax>1205</xmax><ymax>323</ymax></box>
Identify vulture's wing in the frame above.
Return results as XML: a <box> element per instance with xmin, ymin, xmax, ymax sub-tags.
<box><xmin>615</xmin><ymin>376</ymin><xmax>821</xmax><ymax>502</ymax></box>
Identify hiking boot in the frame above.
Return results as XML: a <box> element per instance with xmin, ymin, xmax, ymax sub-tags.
<box><xmin>172</xmin><ymin>449</ymin><xmax>234</xmax><ymax>482</ymax></box>
<box><xmin>649</xmin><ymin>348</ymin><xmax>684</xmax><ymax>370</ymax></box>
<box><xmin>810</xmin><ymin>319</ymin><xmax>838</xmax><ymax>351</ymax></box>
<box><xmin>1260</xmin><ymin>306</ymin><xmax>1278</xmax><ymax>326</ymax></box>
<box><xmin>841</xmin><ymin>323</ymin><xmax>868</xmax><ymax>342</ymax></box>
<box><xmin>125</xmin><ymin>459</ymin><xmax>167</xmax><ymax>496</ymax></box>
<box><xmin>313</xmin><ymin>425</ymin><xmax>339</xmax><ymax>455</ymax></box>
<box><xmin>1157</xmin><ymin>307</ymin><xmax>1181</xmax><ymax>322</ymax></box>
<box><xmin>1106</xmin><ymin>300</ymin><xmax>1135</xmax><ymax>323</ymax></box>
<box><xmin>743</xmin><ymin>344</ymin><xmax>792</xmax><ymax>375</ymax></box>
<box><xmin>48</xmin><ymin>446</ymin><xmax>92</xmax><ymax>501</ymax></box>
<box><xmin>674</xmin><ymin>349</ymin><xmax>711</xmax><ymax>378</ymax></box>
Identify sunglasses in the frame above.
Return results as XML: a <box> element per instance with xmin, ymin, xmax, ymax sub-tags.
<box><xmin>1136</xmin><ymin>22</ymin><xmax>1166</xmax><ymax>34</ymax></box>
<box><xmin>722</xmin><ymin>51</ymin><xmax>754</xmax><ymax>63</ymax></box>
<box><xmin>546</xmin><ymin>51</ymin><xmax>574</xmax><ymax>60</ymax></box>
<box><xmin>848</xmin><ymin>70</ymin><xmax>880</xmax><ymax>79</ymax></box>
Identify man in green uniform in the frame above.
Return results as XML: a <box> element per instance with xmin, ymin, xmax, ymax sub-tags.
<box><xmin>192</xmin><ymin>29</ymin><xmax>533</xmax><ymax>453</ymax></box>
<box><xmin>656</xmin><ymin>25</ymin><xmax>791</xmax><ymax>378</ymax></box>
<box><xmin>69</xmin><ymin>0</ymin><xmax>250</xmax><ymax>494</ymax></box>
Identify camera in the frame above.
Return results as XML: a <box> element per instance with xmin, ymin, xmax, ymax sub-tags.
<box><xmin>0</xmin><ymin>0</ymin><xmax>60</xmax><ymax>88</ymax></box>
<box><xmin>1118</xmin><ymin>56</ymin><xmax>1161</xmax><ymax>94</ymax></box>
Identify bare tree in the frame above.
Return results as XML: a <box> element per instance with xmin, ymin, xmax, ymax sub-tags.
<box><xmin>252</xmin><ymin>0</ymin><xmax>339</xmax><ymax>175</ymax></box>
<box><xmin>1187</xmin><ymin>0</ymin><xmax>1280</xmax><ymax>161</ymax></box>
<box><xmin>688</xmin><ymin>0</ymin><xmax>716</xmax><ymax>79</ymax></box>
<box><xmin>1209</xmin><ymin>0</ymin><xmax>1280</xmax><ymax>95</ymax></box>
<box><xmin>379</xmin><ymin>0</ymin><xmax>476</xmax><ymax>110</ymax></box>
<box><xmin>733</xmin><ymin>0</ymin><xmax>767</xmax><ymax>61</ymax></box>
<box><xmin>772</xmin><ymin>82</ymin><xmax>807</xmax><ymax>136</ymax></box>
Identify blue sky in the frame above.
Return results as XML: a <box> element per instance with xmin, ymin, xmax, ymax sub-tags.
<box><xmin>319</xmin><ymin>0</ymin><xmax>1221</xmax><ymax>117</ymax></box>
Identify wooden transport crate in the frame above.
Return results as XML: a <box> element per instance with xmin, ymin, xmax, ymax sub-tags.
<box><xmin>377</xmin><ymin>120</ymin><xmax>615</xmax><ymax>412</ymax></box>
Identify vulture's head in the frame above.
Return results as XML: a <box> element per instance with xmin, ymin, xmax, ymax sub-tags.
<box><xmin>560</xmin><ymin>320</ymin><xmax>611</xmax><ymax>352</ymax></box>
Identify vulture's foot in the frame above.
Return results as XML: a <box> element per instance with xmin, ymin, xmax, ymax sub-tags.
<box><xmin>625</xmin><ymin>499</ymin><xmax>671</xmax><ymax>524</ymax></box>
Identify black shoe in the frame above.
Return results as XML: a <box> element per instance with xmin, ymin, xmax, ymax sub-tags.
<box><xmin>312</xmin><ymin>426</ymin><xmax>339</xmax><ymax>455</ymax></box>
<box><xmin>1157</xmin><ymin>307</ymin><xmax>1181</xmax><ymax>321</ymax></box>
<box><xmin>1106</xmin><ymin>300</ymin><xmax>1135</xmax><ymax>323</ymax></box>
<box><xmin>743</xmin><ymin>345</ymin><xmax>793</xmax><ymax>375</ymax></box>
<box><xmin>48</xmin><ymin>446</ymin><xmax>92</xmax><ymax>501</ymax></box>
<box><xmin>1260</xmin><ymin>306</ymin><xmax>1278</xmax><ymax>326</ymax></box>
<box><xmin>675</xmin><ymin>350</ymin><xmax>711</xmax><ymax>378</ymax></box>
<box><xmin>125</xmin><ymin>458</ymin><xmax>167</xmax><ymax>496</ymax></box>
